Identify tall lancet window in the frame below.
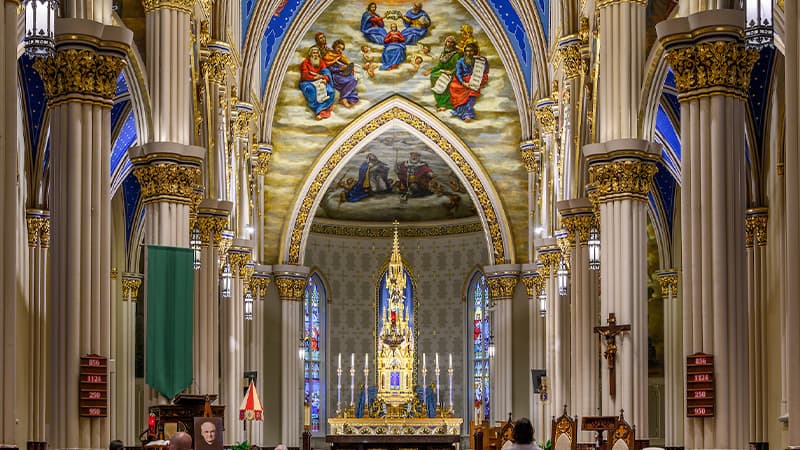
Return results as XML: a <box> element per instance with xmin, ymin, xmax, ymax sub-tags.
<box><xmin>470</xmin><ymin>272</ymin><xmax>491</xmax><ymax>422</ymax></box>
<box><xmin>303</xmin><ymin>273</ymin><xmax>326</xmax><ymax>433</ymax></box>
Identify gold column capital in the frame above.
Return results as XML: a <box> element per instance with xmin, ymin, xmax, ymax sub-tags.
<box><xmin>142</xmin><ymin>0</ymin><xmax>193</xmax><ymax>14</ymax></box>
<box><xmin>555</xmin><ymin>37</ymin><xmax>585</xmax><ymax>79</ymax></box>
<box><xmin>232</xmin><ymin>102</ymin><xmax>257</xmax><ymax>138</ymax></box>
<box><xmin>228</xmin><ymin>247</ymin><xmax>253</xmax><ymax>272</ymax></box>
<box><xmin>202</xmin><ymin>43</ymin><xmax>233</xmax><ymax>84</ymax></box>
<box><xmin>664</xmin><ymin>40</ymin><xmax>758</xmax><ymax>101</ymax></box>
<box><xmin>485</xmin><ymin>272</ymin><xmax>519</xmax><ymax>300</ymax></box>
<box><xmin>561</xmin><ymin>211</ymin><xmax>595</xmax><ymax>244</ymax></box>
<box><xmin>121</xmin><ymin>272</ymin><xmax>144</xmax><ymax>301</ymax></box>
<box><xmin>133</xmin><ymin>163</ymin><xmax>202</xmax><ymax>205</ymax></box>
<box><xmin>33</xmin><ymin>49</ymin><xmax>126</xmax><ymax>106</ymax></box>
<box><xmin>250</xmin><ymin>273</ymin><xmax>272</xmax><ymax>297</ymax></box>
<box><xmin>778</xmin><ymin>0</ymin><xmax>784</xmax><ymax>9</ymax></box>
<box><xmin>745</xmin><ymin>208</ymin><xmax>768</xmax><ymax>248</ymax></box>
<box><xmin>537</xmin><ymin>247</ymin><xmax>562</xmax><ymax>275</ymax></box>
<box><xmin>596</xmin><ymin>0</ymin><xmax>646</xmax><ymax>7</ymax></box>
<box><xmin>534</xmin><ymin>98</ymin><xmax>556</xmax><ymax>135</ymax></box>
<box><xmin>274</xmin><ymin>274</ymin><xmax>309</xmax><ymax>302</ymax></box>
<box><xmin>252</xmin><ymin>143</ymin><xmax>273</xmax><ymax>176</ymax></box>
<box><xmin>656</xmin><ymin>271</ymin><xmax>679</xmax><ymax>298</ymax></box>
<box><xmin>519</xmin><ymin>139</ymin><xmax>541</xmax><ymax>173</ymax></box>
<box><xmin>521</xmin><ymin>271</ymin><xmax>545</xmax><ymax>297</ymax></box>
<box><xmin>26</xmin><ymin>209</ymin><xmax>51</xmax><ymax>248</ymax></box>
<box><xmin>587</xmin><ymin>155</ymin><xmax>658</xmax><ymax>202</ymax></box>
<box><xmin>196</xmin><ymin>214</ymin><xmax>229</xmax><ymax>245</ymax></box>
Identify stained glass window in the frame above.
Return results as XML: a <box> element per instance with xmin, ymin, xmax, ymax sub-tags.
<box><xmin>471</xmin><ymin>273</ymin><xmax>490</xmax><ymax>421</ymax></box>
<box><xmin>303</xmin><ymin>274</ymin><xmax>325</xmax><ymax>433</ymax></box>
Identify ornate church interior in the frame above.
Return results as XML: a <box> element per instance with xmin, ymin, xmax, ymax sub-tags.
<box><xmin>1</xmin><ymin>0</ymin><xmax>799</xmax><ymax>449</ymax></box>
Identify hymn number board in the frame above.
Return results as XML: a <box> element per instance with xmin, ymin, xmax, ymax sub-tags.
<box><xmin>686</xmin><ymin>352</ymin><xmax>714</xmax><ymax>417</ymax></box>
<box><xmin>79</xmin><ymin>354</ymin><xmax>108</xmax><ymax>417</ymax></box>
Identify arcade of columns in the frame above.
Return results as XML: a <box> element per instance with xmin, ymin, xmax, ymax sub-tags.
<box><xmin>1</xmin><ymin>0</ymin><xmax>799</xmax><ymax>449</ymax></box>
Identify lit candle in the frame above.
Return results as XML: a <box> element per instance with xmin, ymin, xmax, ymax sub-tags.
<box><xmin>338</xmin><ymin>353</ymin><xmax>341</xmax><ymax>371</ymax></box>
<box><xmin>351</xmin><ymin>353</ymin><xmax>355</xmax><ymax>369</ymax></box>
<box><xmin>365</xmin><ymin>353</ymin><xmax>368</xmax><ymax>370</ymax></box>
<box><xmin>423</xmin><ymin>353</ymin><xmax>426</xmax><ymax>369</ymax></box>
<box><xmin>449</xmin><ymin>353</ymin><xmax>452</xmax><ymax>369</ymax></box>
<box><xmin>436</xmin><ymin>353</ymin><xmax>439</xmax><ymax>369</ymax></box>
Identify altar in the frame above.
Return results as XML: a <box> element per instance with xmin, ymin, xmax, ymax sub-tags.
<box><xmin>326</xmin><ymin>224</ymin><xmax>463</xmax><ymax>449</ymax></box>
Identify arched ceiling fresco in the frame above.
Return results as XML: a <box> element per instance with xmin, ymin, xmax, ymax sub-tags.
<box><xmin>263</xmin><ymin>0</ymin><xmax>528</xmax><ymax>263</ymax></box>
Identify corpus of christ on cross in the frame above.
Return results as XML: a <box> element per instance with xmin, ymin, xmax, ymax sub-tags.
<box><xmin>593</xmin><ymin>312</ymin><xmax>631</xmax><ymax>398</ymax></box>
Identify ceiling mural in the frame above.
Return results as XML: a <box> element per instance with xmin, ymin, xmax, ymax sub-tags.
<box><xmin>316</xmin><ymin>126</ymin><xmax>477</xmax><ymax>222</ymax></box>
<box><xmin>264</xmin><ymin>0</ymin><xmax>528</xmax><ymax>263</ymax></box>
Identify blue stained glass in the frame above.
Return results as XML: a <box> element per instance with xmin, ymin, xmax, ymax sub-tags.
<box><xmin>471</xmin><ymin>274</ymin><xmax>490</xmax><ymax>421</ymax></box>
<box><xmin>304</xmin><ymin>274</ymin><xmax>324</xmax><ymax>432</ymax></box>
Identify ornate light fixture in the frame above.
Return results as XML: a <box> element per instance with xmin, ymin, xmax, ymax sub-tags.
<box><xmin>244</xmin><ymin>290</ymin><xmax>254</xmax><ymax>320</ymax></box>
<box><xmin>23</xmin><ymin>0</ymin><xmax>57</xmax><ymax>58</ymax></box>
<box><xmin>487</xmin><ymin>335</ymin><xmax>496</xmax><ymax>359</ymax></box>
<box><xmin>221</xmin><ymin>260</ymin><xmax>232</xmax><ymax>298</ymax></box>
<box><xmin>190</xmin><ymin>225</ymin><xmax>202</xmax><ymax>271</ymax></box>
<box><xmin>557</xmin><ymin>258</ymin><xmax>569</xmax><ymax>296</ymax></box>
<box><xmin>743</xmin><ymin>0</ymin><xmax>772</xmax><ymax>49</ymax></box>
<box><xmin>538</xmin><ymin>288</ymin><xmax>547</xmax><ymax>318</ymax></box>
<box><xmin>588</xmin><ymin>226</ymin><xmax>600</xmax><ymax>271</ymax></box>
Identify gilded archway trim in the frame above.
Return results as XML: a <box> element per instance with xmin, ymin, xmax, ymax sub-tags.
<box><xmin>280</xmin><ymin>96</ymin><xmax>514</xmax><ymax>266</ymax></box>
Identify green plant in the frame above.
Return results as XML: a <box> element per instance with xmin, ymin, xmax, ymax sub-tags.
<box><xmin>231</xmin><ymin>440</ymin><xmax>250</xmax><ymax>450</ymax></box>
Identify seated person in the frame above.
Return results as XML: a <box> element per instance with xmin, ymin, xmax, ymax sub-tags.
<box><xmin>501</xmin><ymin>418</ymin><xmax>541</xmax><ymax>450</ymax></box>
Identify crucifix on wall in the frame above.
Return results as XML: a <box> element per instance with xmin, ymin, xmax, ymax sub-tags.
<box><xmin>593</xmin><ymin>313</ymin><xmax>631</xmax><ymax>398</ymax></box>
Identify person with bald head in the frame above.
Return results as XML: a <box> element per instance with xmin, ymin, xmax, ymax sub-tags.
<box><xmin>169</xmin><ymin>432</ymin><xmax>193</xmax><ymax>450</ymax></box>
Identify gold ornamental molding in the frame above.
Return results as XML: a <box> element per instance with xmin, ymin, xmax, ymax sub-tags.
<box><xmin>250</xmin><ymin>273</ymin><xmax>271</xmax><ymax>297</ymax></box>
<box><xmin>486</xmin><ymin>273</ymin><xmax>519</xmax><ymax>300</ymax></box>
<box><xmin>121</xmin><ymin>272</ymin><xmax>144</xmax><ymax>301</ymax></box>
<box><xmin>228</xmin><ymin>247</ymin><xmax>253</xmax><ymax>273</ymax></box>
<box><xmin>561</xmin><ymin>212</ymin><xmax>595</xmax><ymax>244</ymax></box>
<box><xmin>664</xmin><ymin>41</ymin><xmax>758</xmax><ymax>101</ymax></box>
<box><xmin>656</xmin><ymin>271</ymin><xmax>679</xmax><ymax>298</ymax></box>
<box><xmin>274</xmin><ymin>275</ymin><xmax>308</xmax><ymax>301</ymax></box>
<box><xmin>26</xmin><ymin>209</ymin><xmax>50</xmax><ymax>248</ymax></box>
<box><xmin>310</xmin><ymin>220</ymin><xmax>483</xmax><ymax>238</ymax></box>
<box><xmin>556</xmin><ymin>38</ymin><xmax>584</xmax><ymax>79</ymax></box>
<box><xmin>521</xmin><ymin>271</ymin><xmax>545</xmax><ymax>297</ymax></box>
<box><xmin>745</xmin><ymin>208</ymin><xmax>768</xmax><ymax>248</ymax></box>
<box><xmin>133</xmin><ymin>163</ymin><xmax>202</xmax><ymax>205</ymax></box>
<box><xmin>587</xmin><ymin>156</ymin><xmax>658</xmax><ymax>202</ymax></box>
<box><xmin>537</xmin><ymin>247</ymin><xmax>562</xmax><ymax>275</ymax></box>
<box><xmin>142</xmin><ymin>0</ymin><xmax>194</xmax><ymax>14</ymax></box>
<box><xmin>286</xmin><ymin>103</ymin><xmax>509</xmax><ymax>265</ymax></box>
<box><xmin>33</xmin><ymin>49</ymin><xmax>126</xmax><ymax>106</ymax></box>
<box><xmin>535</xmin><ymin>98</ymin><xmax>556</xmax><ymax>135</ymax></box>
<box><xmin>202</xmin><ymin>45</ymin><xmax>233</xmax><ymax>84</ymax></box>
<box><xmin>252</xmin><ymin>144</ymin><xmax>272</xmax><ymax>176</ymax></box>
<box><xmin>197</xmin><ymin>214</ymin><xmax>229</xmax><ymax>245</ymax></box>
<box><xmin>232</xmin><ymin>102</ymin><xmax>256</xmax><ymax>138</ymax></box>
<box><xmin>596</xmin><ymin>0</ymin><xmax>647</xmax><ymax>7</ymax></box>
<box><xmin>519</xmin><ymin>138</ymin><xmax>540</xmax><ymax>173</ymax></box>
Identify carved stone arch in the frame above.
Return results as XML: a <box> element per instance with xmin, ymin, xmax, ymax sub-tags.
<box><xmin>279</xmin><ymin>96</ymin><xmax>514</xmax><ymax>266</ymax></box>
<box><xmin>242</xmin><ymin>0</ymin><xmax>539</xmax><ymax>140</ymax></box>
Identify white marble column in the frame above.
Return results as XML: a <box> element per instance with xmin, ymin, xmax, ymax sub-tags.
<box><xmin>0</xmin><ymin>0</ymin><xmax>19</xmax><ymax>445</ymax></box>
<box><xmin>658</xmin><ymin>11</ymin><xmax>756</xmax><ymax>448</ymax></box>
<box><xmin>745</xmin><ymin>208</ymin><xmax>768</xmax><ymax>447</ymax></box>
<box><xmin>222</xmin><ymin>241</ymin><xmax>253</xmax><ymax>443</ymax></box>
<box><xmin>583</xmin><ymin>140</ymin><xmax>659</xmax><ymax>435</ymax></box>
<box><xmin>200</xmin><ymin>42</ymin><xmax>233</xmax><ymax>200</ymax></box>
<box><xmin>193</xmin><ymin>200</ymin><xmax>233</xmax><ymax>395</ymax></box>
<box><xmin>520</xmin><ymin>265</ymin><xmax>546</xmax><ymax>437</ymax></box>
<box><xmin>519</xmin><ymin>138</ymin><xmax>541</xmax><ymax>262</ymax></box>
<box><xmin>246</xmin><ymin>267</ymin><xmax>272</xmax><ymax>446</ymax></box>
<box><xmin>485</xmin><ymin>265</ymin><xmax>520</xmax><ymax>425</ymax></box>
<box><xmin>274</xmin><ymin>265</ymin><xmax>310</xmax><ymax>447</ymax></box>
<box><xmin>231</xmin><ymin>102</ymin><xmax>255</xmax><ymax>234</ymax></box>
<box><xmin>535</xmin><ymin>100</ymin><xmax>556</xmax><ymax>235</ymax></box>
<box><xmin>558</xmin><ymin>200</ymin><xmax>598</xmax><ymax>444</ymax></box>
<box><xmin>783</xmin><ymin>1</ymin><xmax>800</xmax><ymax>447</ymax></box>
<box><xmin>535</xmin><ymin>243</ymin><xmax>566</xmax><ymax>434</ymax></box>
<box><xmin>554</xmin><ymin>36</ymin><xmax>585</xmax><ymax>198</ymax></box>
<box><xmin>25</xmin><ymin>210</ymin><xmax>49</xmax><ymax>445</ymax></box>
<box><xmin>33</xmin><ymin>20</ymin><xmax>131</xmax><ymax>450</ymax></box>
<box><xmin>251</xmin><ymin>144</ymin><xmax>272</xmax><ymax>262</ymax></box>
<box><xmin>117</xmin><ymin>272</ymin><xmax>142</xmax><ymax>444</ymax></box>
<box><xmin>656</xmin><ymin>271</ymin><xmax>682</xmax><ymax>449</ymax></box>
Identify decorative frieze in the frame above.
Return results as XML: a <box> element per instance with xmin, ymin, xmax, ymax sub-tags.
<box><xmin>142</xmin><ymin>0</ymin><xmax>193</xmax><ymax>14</ymax></box>
<box><xmin>26</xmin><ymin>209</ymin><xmax>50</xmax><ymax>248</ymax></box>
<box><xmin>133</xmin><ymin>164</ymin><xmax>201</xmax><ymax>204</ymax></box>
<box><xmin>33</xmin><ymin>49</ymin><xmax>126</xmax><ymax>105</ymax></box>
<box><xmin>745</xmin><ymin>208</ymin><xmax>768</xmax><ymax>248</ymax></box>
<box><xmin>664</xmin><ymin>41</ymin><xmax>758</xmax><ymax>101</ymax></box>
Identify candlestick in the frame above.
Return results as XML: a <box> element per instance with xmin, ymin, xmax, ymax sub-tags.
<box><xmin>350</xmin><ymin>353</ymin><xmax>355</xmax><ymax>407</ymax></box>
<box><xmin>364</xmin><ymin>354</ymin><xmax>370</xmax><ymax>416</ymax></box>
<box><xmin>338</xmin><ymin>353</ymin><xmax>341</xmax><ymax>370</ymax></box>
<box><xmin>421</xmin><ymin>361</ymin><xmax>428</xmax><ymax>412</ymax></box>
<box><xmin>423</xmin><ymin>353</ymin><xmax>426</xmax><ymax>369</ymax></box>
<box><xmin>448</xmin><ymin>362</ymin><xmax>454</xmax><ymax>413</ymax></box>
<box><xmin>365</xmin><ymin>353</ymin><xmax>368</xmax><ymax>370</ymax></box>
<box><xmin>435</xmin><ymin>352</ymin><xmax>439</xmax><ymax>369</ymax></box>
<box><xmin>435</xmin><ymin>353</ymin><xmax>440</xmax><ymax>415</ymax></box>
<box><xmin>337</xmin><ymin>362</ymin><xmax>342</xmax><ymax>416</ymax></box>
<box><xmin>449</xmin><ymin>353</ymin><xmax>452</xmax><ymax>369</ymax></box>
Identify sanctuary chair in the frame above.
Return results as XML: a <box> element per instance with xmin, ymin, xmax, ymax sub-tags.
<box><xmin>550</xmin><ymin>405</ymin><xmax>577</xmax><ymax>450</ymax></box>
<box><xmin>608</xmin><ymin>411</ymin><xmax>634</xmax><ymax>450</ymax></box>
<box><xmin>497</xmin><ymin>413</ymin><xmax>514</xmax><ymax>450</ymax></box>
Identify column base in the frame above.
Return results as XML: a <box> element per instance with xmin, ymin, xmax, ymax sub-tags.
<box><xmin>26</xmin><ymin>442</ymin><xmax>46</xmax><ymax>450</ymax></box>
<box><xmin>749</xmin><ymin>443</ymin><xmax>768</xmax><ymax>450</ymax></box>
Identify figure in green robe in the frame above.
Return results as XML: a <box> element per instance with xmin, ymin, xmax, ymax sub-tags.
<box><xmin>424</xmin><ymin>35</ymin><xmax>461</xmax><ymax>111</ymax></box>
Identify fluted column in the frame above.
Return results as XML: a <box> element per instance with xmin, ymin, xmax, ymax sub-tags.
<box><xmin>535</xmin><ymin>100</ymin><xmax>557</xmax><ymax>235</ymax></box>
<box><xmin>200</xmin><ymin>42</ymin><xmax>233</xmax><ymax>200</ymax></box>
<box><xmin>0</xmin><ymin>0</ymin><xmax>19</xmax><ymax>445</ymax></box>
<box><xmin>222</xmin><ymin>241</ymin><xmax>253</xmax><ymax>443</ymax></box>
<box><xmin>117</xmin><ymin>272</ymin><xmax>142</xmax><ymax>443</ymax></box>
<box><xmin>144</xmin><ymin>0</ymin><xmax>193</xmax><ymax>144</ymax></box>
<box><xmin>251</xmin><ymin>144</ymin><xmax>272</xmax><ymax>262</ymax></box>
<box><xmin>274</xmin><ymin>265</ymin><xmax>310</xmax><ymax>447</ymax></box>
<box><xmin>583</xmin><ymin>140</ymin><xmax>659</xmax><ymax>434</ymax></box>
<box><xmin>246</xmin><ymin>267</ymin><xmax>272</xmax><ymax>445</ymax></box>
<box><xmin>554</xmin><ymin>36</ymin><xmax>585</xmax><ymax>198</ymax></box>
<box><xmin>520</xmin><ymin>265</ymin><xmax>546</xmax><ymax>437</ymax></box>
<box><xmin>193</xmin><ymin>200</ymin><xmax>232</xmax><ymax>395</ymax></box>
<box><xmin>658</xmin><ymin>12</ymin><xmax>757</xmax><ymax>448</ymax></box>
<box><xmin>520</xmin><ymin>138</ymin><xmax>541</xmax><ymax>262</ymax></box>
<box><xmin>596</xmin><ymin>0</ymin><xmax>646</xmax><ymax>142</ymax></box>
<box><xmin>745</xmin><ymin>208</ymin><xmax>768</xmax><ymax>447</ymax></box>
<box><xmin>656</xmin><ymin>271</ymin><xmax>682</xmax><ymax>449</ymax></box>
<box><xmin>485</xmin><ymin>265</ymin><xmax>520</xmax><ymax>424</ymax></box>
<box><xmin>33</xmin><ymin>20</ymin><xmax>131</xmax><ymax>450</ymax></box>
<box><xmin>784</xmin><ymin>1</ymin><xmax>800</xmax><ymax>447</ymax></box>
<box><xmin>558</xmin><ymin>200</ymin><xmax>598</xmax><ymax>444</ymax></box>
<box><xmin>231</xmin><ymin>102</ymin><xmax>255</xmax><ymax>235</ymax></box>
<box><xmin>25</xmin><ymin>210</ymin><xmax>50</xmax><ymax>445</ymax></box>
<box><xmin>535</xmin><ymin>243</ymin><xmax>565</xmax><ymax>434</ymax></box>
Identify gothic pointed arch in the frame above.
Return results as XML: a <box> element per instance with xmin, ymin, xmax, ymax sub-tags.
<box><xmin>279</xmin><ymin>96</ymin><xmax>514</xmax><ymax>266</ymax></box>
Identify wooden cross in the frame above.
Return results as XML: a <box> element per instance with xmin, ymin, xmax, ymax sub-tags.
<box><xmin>593</xmin><ymin>313</ymin><xmax>631</xmax><ymax>398</ymax></box>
